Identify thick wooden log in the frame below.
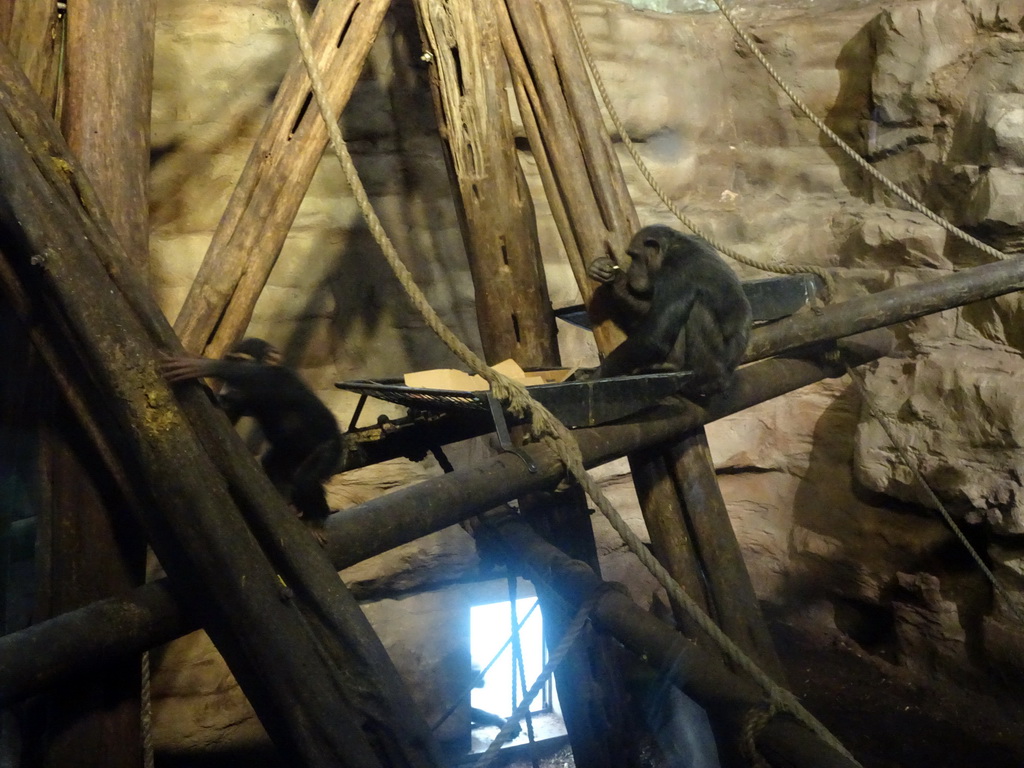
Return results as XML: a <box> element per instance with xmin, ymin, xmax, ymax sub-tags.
<box><xmin>413</xmin><ymin>0</ymin><xmax>557</xmax><ymax>367</ymax></box>
<box><xmin>745</xmin><ymin>255</ymin><xmax>1024</xmax><ymax>362</ymax></box>
<box><xmin>498</xmin><ymin>0</ymin><xmax>782</xmax><ymax>684</ymax></box>
<box><xmin>62</xmin><ymin>0</ymin><xmax>155</xmax><ymax>269</ymax></box>
<box><xmin>489</xmin><ymin>515</ymin><xmax>861</xmax><ymax>768</ymax></box>
<box><xmin>173</xmin><ymin>0</ymin><xmax>390</xmax><ymax>356</ymax></box>
<box><xmin>496</xmin><ymin>0</ymin><xmax>635</xmax><ymax>352</ymax></box>
<box><xmin>0</xmin><ymin>42</ymin><xmax>441</xmax><ymax>768</ymax></box>
<box><xmin>0</xmin><ymin>336</ymin><xmax>892</xmax><ymax>708</ymax></box>
<box><xmin>665</xmin><ymin>435</ymin><xmax>787</xmax><ymax>682</ymax></box>
<box><xmin>24</xmin><ymin>7</ymin><xmax>158</xmax><ymax>767</ymax></box>
<box><xmin>413</xmin><ymin>3</ymin><xmax>629</xmax><ymax>763</ymax></box>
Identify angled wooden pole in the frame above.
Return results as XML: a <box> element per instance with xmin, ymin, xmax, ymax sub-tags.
<box><xmin>498</xmin><ymin>0</ymin><xmax>785</xmax><ymax>681</ymax></box>
<box><xmin>412</xmin><ymin>4</ymin><xmax>630</xmax><ymax>763</ymax></box>
<box><xmin>0</xmin><ymin>336</ymin><xmax>893</xmax><ymax>707</ymax></box>
<box><xmin>173</xmin><ymin>0</ymin><xmax>390</xmax><ymax>356</ymax></box>
<box><xmin>0</xmin><ymin>41</ymin><xmax>442</xmax><ymax>768</ymax></box>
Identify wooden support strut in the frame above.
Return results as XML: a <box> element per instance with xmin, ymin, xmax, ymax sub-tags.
<box><xmin>172</xmin><ymin>0</ymin><xmax>390</xmax><ymax>357</ymax></box>
<box><xmin>6</xmin><ymin>247</ymin><xmax>1024</xmax><ymax>702</ymax></box>
<box><xmin>0</xmin><ymin>40</ymin><xmax>442</xmax><ymax>768</ymax></box>
<box><xmin>0</xmin><ymin>335</ymin><xmax>891</xmax><ymax>708</ymax></box>
<box><xmin>497</xmin><ymin>0</ymin><xmax>785</xmax><ymax>681</ymax></box>
<box><xmin>488</xmin><ymin>514</ymin><xmax>862</xmax><ymax>768</ymax></box>
<box><xmin>412</xmin><ymin>4</ymin><xmax>630</xmax><ymax>762</ymax></box>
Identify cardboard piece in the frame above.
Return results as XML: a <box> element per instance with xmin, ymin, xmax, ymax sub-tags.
<box><xmin>403</xmin><ymin>359</ymin><xmax>572</xmax><ymax>392</ymax></box>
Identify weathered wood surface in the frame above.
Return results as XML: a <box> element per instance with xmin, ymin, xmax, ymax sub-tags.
<box><xmin>0</xmin><ymin>41</ymin><xmax>440</xmax><ymax>768</ymax></box>
<box><xmin>745</xmin><ymin>255</ymin><xmax>1024</xmax><ymax>362</ymax></box>
<box><xmin>496</xmin><ymin>0</ymin><xmax>782</xmax><ymax>684</ymax></box>
<box><xmin>62</xmin><ymin>0</ymin><xmax>155</xmax><ymax>268</ymax></box>
<box><xmin>27</xmin><ymin>7</ymin><xmax>158</xmax><ymax>766</ymax></box>
<box><xmin>0</xmin><ymin>336</ymin><xmax>892</xmax><ymax>707</ymax></box>
<box><xmin>413</xmin><ymin>0</ymin><xmax>557</xmax><ymax>367</ymax></box>
<box><xmin>489</xmin><ymin>514</ymin><xmax>862</xmax><ymax>768</ymax></box>
<box><xmin>0</xmin><ymin>0</ymin><xmax>60</xmax><ymax>111</ymax></box>
<box><xmin>666</xmin><ymin>434</ymin><xmax>787</xmax><ymax>682</ymax></box>
<box><xmin>173</xmin><ymin>0</ymin><xmax>390</xmax><ymax>357</ymax></box>
<box><xmin>496</xmin><ymin>0</ymin><xmax>636</xmax><ymax>352</ymax></box>
<box><xmin>414</xmin><ymin>4</ymin><xmax>630</xmax><ymax>763</ymax></box>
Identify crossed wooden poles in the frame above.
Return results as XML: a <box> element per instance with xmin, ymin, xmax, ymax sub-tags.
<box><xmin>2</xmin><ymin>1</ymin><xmax>1023</xmax><ymax>767</ymax></box>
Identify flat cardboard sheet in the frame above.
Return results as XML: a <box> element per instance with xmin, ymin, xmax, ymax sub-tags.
<box><xmin>403</xmin><ymin>359</ymin><xmax>572</xmax><ymax>392</ymax></box>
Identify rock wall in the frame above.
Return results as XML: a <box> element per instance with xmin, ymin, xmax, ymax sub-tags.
<box><xmin>148</xmin><ymin>0</ymin><xmax>1024</xmax><ymax>754</ymax></box>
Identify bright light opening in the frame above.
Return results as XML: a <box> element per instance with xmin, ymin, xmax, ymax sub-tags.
<box><xmin>469</xmin><ymin>597</ymin><xmax>550</xmax><ymax>719</ymax></box>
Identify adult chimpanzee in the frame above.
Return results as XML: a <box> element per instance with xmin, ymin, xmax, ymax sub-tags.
<box><xmin>161</xmin><ymin>338</ymin><xmax>342</xmax><ymax>541</ymax></box>
<box><xmin>587</xmin><ymin>224</ymin><xmax>752</xmax><ymax>396</ymax></box>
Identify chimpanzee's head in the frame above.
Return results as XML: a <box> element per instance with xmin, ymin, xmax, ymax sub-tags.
<box><xmin>225</xmin><ymin>337</ymin><xmax>281</xmax><ymax>366</ymax></box>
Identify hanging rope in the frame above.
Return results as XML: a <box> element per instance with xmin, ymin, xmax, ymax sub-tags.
<box><xmin>284</xmin><ymin>1</ymin><xmax>860</xmax><ymax>763</ymax></box>
<box><xmin>564</xmin><ymin>0</ymin><xmax>836</xmax><ymax>297</ymax></box>
<box><xmin>845</xmin><ymin>363</ymin><xmax>1024</xmax><ymax>627</ymax></box>
<box><xmin>568</xmin><ymin>0</ymin><xmax>1010</xmax><ymax>267</ymax></box>
<box><xmin>472</xmin><ymin>588</ymin><xmax>601</xmax><ymax>768</ymax></box>
<box><xmin>142</xmin><ymin>651</ymin><xmax>155</xmax><ymax>768</ymax></box>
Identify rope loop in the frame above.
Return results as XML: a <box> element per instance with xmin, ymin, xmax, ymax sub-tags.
<box><xmin>740</xmin><ymin>701</ymin><xmax>782</xmax><ymax>768</ymax></box>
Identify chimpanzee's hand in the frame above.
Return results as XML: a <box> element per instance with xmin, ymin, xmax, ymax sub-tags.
<box><xmin>586</xmin><ymin>256</ymin><xmax>621</xmax><ymax>284</ymax></box>
<box><xmin>159</xmin><ymin>354</ymin><xmax>213</xmax><ymax>383</ymax></box>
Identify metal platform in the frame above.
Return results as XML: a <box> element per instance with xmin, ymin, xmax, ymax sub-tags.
<box><xmin>336</xmin><ymin>369</ymin><xmax>694</xmax><ymax>429</ymax></box>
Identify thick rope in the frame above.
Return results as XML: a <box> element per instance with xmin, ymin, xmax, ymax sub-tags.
<box><xmin>570</xmin><ymin>0</ymin><xmax>1010</xmax><ymax>267</ymax></box>
<box><xmin>431</xmin><ymin>600</ymin><xmax>541</xmax><ymax>732</ymax></box>
<box><xmin>142</xmin><ymin>651</ymin><xmax>155</xmax><ymax>768</ymax></box>
<box><xmin>846</xmin><ymin>363</ymin><xmax>1024</xmax><ymax>627</ymax></box>
<box><xmin>565</xmin><ymin>0</ymin><xmax>836</xmax><ymax>297</ymax></box>
<box><xmin>741</xmin><ymin>701</ymin><xmax>782</xmax><ymax>768</ymax></box>
<box><xmin>285</xmin><ymin>2</ymin><xmax>859</xmax><ymax>763</ymax></box>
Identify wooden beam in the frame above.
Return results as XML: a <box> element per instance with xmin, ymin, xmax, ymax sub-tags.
<box><xmin>746</xmin><ymin>256</ymin><xmax>1024</xmax><ymax>362</ymax></box>
<box><xmin>172</xmin><ymin>0</ymin><xmax>390</xmax><ymax>356</ymax></box>
<box><xmin>62</xmin><ymin>0</ymin><xmax>155</xmax><ymax>269</ymax></box>
<box><xmin>22</xmin><ymin>6</ymin><xmax>158</xmax><ymax>767</ymax></box>
<box><xmin>412</xmin><ymin>3</ymin><xmax>630</xmax><ymax>762</ymax></box>
<box><xmin>413</xmin><ymin>0</ymin><xmax>557</xmax><ymax>367</ymax></box>
<box><xmin>496</xmin><ymin>0</ymin><xmax>635</xmax><ymax>352</ymax></box>
<box><xmin>497</xmin><ymin>0</ymin><xmax>783</xmax><ymax>683</ymax></box>
<box><xmin>0</xmin><ymin>41</ymin><xmax>441</xmax><ymax>768</ymax></box>
<box><xmin>489</xmin><ymin>514</ymin><xmax>861</xmax><ymax>768</ymax></box>
<box><xmin>0</xmin><ymin>335</ymin><xmax>892</xmax><ymax>708</ymax></box>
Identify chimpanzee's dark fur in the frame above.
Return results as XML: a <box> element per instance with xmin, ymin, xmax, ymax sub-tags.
<box><xmin>162</xmin><ymin>338</ymin><xmax>341</xmax><ymax>533</ymax></box>
<box><xmin>588</xmin><ymin>225</ymin><xmax>752</xmax><ymax>395</ymax></box>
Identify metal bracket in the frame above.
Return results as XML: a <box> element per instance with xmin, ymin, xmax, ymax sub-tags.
<box><xmin>486</xmin><ymin>393</ymin><xmax>537</xmax><ymax>473</ymax></box>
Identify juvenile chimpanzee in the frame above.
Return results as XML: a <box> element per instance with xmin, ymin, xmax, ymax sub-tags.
<box><xmin>161</xmin><ymin>338</ymin><xmax>342</xmax><ymax>542</ymax></box>
<box><xmin>587</xmin><ymin>224</ymin><xmax>752</xmax><ymax>395</ymax></box>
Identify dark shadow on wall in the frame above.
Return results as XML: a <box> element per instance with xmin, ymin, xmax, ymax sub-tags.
<box><xmin>278</xmin><ymin>3</ymin><xmax>484</xmax><ymax>382</ymax></box>
<box><xmin>783</xmin><ymin>376</ymin><xmax>995</xmax><ymax>673</ymax></box>
<box><xmin>822</xmin><ymin>17</ymin><xmax>877</xmax><ymax>201</ymax></box>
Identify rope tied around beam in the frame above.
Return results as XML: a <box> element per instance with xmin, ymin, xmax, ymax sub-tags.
<box><xmin>741</xmin><ymin>701</ymin><xmax>783</xmax><ymax>768</ymax></box>
<box><xmin>284</xmin><ymin>1</ymin><xmax>860</xmax><ymax>764</ymax></box>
